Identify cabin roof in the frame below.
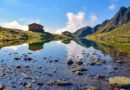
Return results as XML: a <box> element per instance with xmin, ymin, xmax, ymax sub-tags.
<box><xmin>28</xmin><ymin>23</ymin><xmax>43</xmax><ymax>27</ymax></box>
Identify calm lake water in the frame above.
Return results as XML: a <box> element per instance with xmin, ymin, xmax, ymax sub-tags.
<box><xmin>0</xmin><ymin>39</ymin><xmax>130</xmax><ymax>90</ymax></box>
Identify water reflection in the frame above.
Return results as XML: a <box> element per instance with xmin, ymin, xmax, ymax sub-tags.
<box><xmin>29</xmin><ymin>42</ymin><xmax>44</xmax><ymax>51</ymax></box>
<box><xmin>0</xmin><ymin>39</ymin><xmax>130</xmax><ymax>89</ymax></box>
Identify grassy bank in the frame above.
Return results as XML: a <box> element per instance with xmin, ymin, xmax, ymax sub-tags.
<box><xmin>0</xmin><ymin>27</ymin><xmax>73</xmax><ymax>48</ymax></box>
<box><xmin>0</xmin><ymin>27</ymin><xmax>73</xmax><ymax>41</ymax></box>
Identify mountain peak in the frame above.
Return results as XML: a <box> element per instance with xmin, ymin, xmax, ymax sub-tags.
<box><xmin>75</xmin><ymin>6</ymin><xmax>130</xmax><ymax>37</ymax></box>
<box><xmin>120</xmin><ymin>6</ymin><xmax>127</xmax><ymax>11</ymax></box>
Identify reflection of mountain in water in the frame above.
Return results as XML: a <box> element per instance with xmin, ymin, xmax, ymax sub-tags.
<box><xmin>96</xmin><ymin>43</ymin><xmax>129</xmax><ymax>58</ymax></box>
<box><xmin>74</xmin><ymin>38</ymin><xmax>130</xmax><ymax>59</ymax></box>
<box><xmin>74</xmin><ymin>38</ymin><xmax>99</xmax><ymax>49</ymax></box>
<box><xmin>29</xmin><ymin>42</ymin><xmax>44</xmax><ymax>51</ymax></box>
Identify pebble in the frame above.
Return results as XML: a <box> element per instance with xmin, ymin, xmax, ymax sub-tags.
<box><xmin>67</xmin><ymin>60</ymin><xmax>74</xmax><ymax>65</ymax></box>
<box><xmin>0</xmin><ymin>83</ymin><xmax>5</xmax><ymax>90</ymax></box>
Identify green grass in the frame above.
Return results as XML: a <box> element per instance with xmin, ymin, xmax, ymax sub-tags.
<box><xmin>86</xmin><ymin>22</ymin><xmax>130</xmax><ymax>43</ymax></box>
<box><xmin>0</xmin><ymin>27</ymin><xmax>46</xmax><ymax>41</ymax></box>
<box><xmin>0</xmin><ymin>27</ymin><xmax>73</xmax><ymax>48</ymax></box>
<box><xmin>96</xmin><ymin>21</ymin><xmax>112</xmax><ymax>33</ymax></box>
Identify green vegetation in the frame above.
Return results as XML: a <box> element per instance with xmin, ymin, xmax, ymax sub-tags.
<box><xmin>0</xmin><ymin>27</ymin><xmax>73</xmax><ymax>48</ymax></box>
<box><xmin>0</xmin><ymin>27</ymin><xmax>50</xmax><ymax>41</ymax></box>
<box><xmin>86</xmin><ymin>22</ymin><xmax>130</xmax><ymax>43</ymax></box>
<box><xmin>96</xmin><ymin>21</ymin><xmax>112</xmax><ymax>33</ymax></box>
<box><xmin>84</xmin><ymin>6</ymin><xmax>130</xmax><ymax>44</ymax></box>
<box><xmin>52</xmin><ymin>34</ymin><xmax>73</xmax><ymax>41</ymax></box>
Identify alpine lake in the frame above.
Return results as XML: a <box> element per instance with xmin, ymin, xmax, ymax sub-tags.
<box><xmin>0</xmin><ymin>38</ymin><xmax>130</xmax><ymax>90</ymax></box>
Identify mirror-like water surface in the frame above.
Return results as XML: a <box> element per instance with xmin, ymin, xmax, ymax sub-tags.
<box><xmin>0</xmin><ymin>39</ymin><xmax>130</xmax><ymax>90</ymax></box>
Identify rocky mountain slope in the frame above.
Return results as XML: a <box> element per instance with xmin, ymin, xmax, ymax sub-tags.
<box><xmin>75</xmin><ymin>6</ymin><xmax>130</xmax><ymax>38</ymax></box>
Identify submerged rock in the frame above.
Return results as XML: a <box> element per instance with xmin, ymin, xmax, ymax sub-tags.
<box><xmin>37</xmin><ymin>80</ymin><xmax>43</xmax><ymax>86</ymax></box>
<box><xmin>22</xmin><ymin>73</ymin><xmax>30</xmax><ymax>79</ymax></box>
<box><xmin>14</xmin><ymin>58</ymin><xmax>21</xmax><ymax>60</ymax></box>
<box><xmin>75</xmin><ymin>71</ymin><xmax>83</xmax><ymax>75</ymax></box>
<box><xmin>67</xmin><ymin>60</ymin><xmax>74</xmax><ymax>65</ymax></box>
<box><xmin>96</xmin><ymin>74</ymin><xmax>106</xmax><ymax>79</ymax></box>
<box><xmin>86</xmin><ymin>86</ymin><xmax>99</xmax><ymax>90</ymax></box>
<box><xmin>16</xmin><ymin>65</ymin><xmax>21</xmax><ymax>69</ymax></box>
<box><xmin>25</xmin><ymin>83</ymin><xmax>32</xmax><ymax>89</ymax></box>
<box><xmin>109</xmin><ymin>77</ymin><xmax>130</xmax><ymax>88</ymax></box>
<box><xmin>32</xmin><ymin>80</ymin><xmax>36</xmax><ymax>83</ymax></box>
<box><xmin>0</xmin><ymin>83</ymin><xmax>5</xmax><ymax>90</ymax></box>
<box><xmin>56</xmin><ymin>80</ymin><xmax>72</xmax><ymax>86</ymax></box>
<box><xmin>72</xmin><ymin>67</ymin><xmax>87</xmax><ymax>72</ymax></box>
<box><xmin>54</xmin><ymin>60</ymin><xmax>59</xmax><ymax>62</ymax></box>
<box><xmin>76</xmin><ymin>61</ymin><xmax>84</xmax><ymax>65</ymax></box>
<box><xmin>115</xmin><ymin>60</ymin><xmax>124</xmax><ymax>64</ymax></box>
<box><xmin>46</xmin><ymin>81</ymin><xmax>53</xmax><ymax>86</ymax></box>
<box><xmin>90</xmin><ymin>60</ymin><xmax>106</xmax><ymax>65</ymax></box>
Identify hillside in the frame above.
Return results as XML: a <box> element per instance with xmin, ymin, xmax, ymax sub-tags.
<box><xmin>75</xmin><ymin>6</ymin><xmax>130</xmax><ymax>38</ymax></box>
<box><xmin>74</xmin><ymin>24</ymin><xmax>100</xmax><ymax>37</ymax></box>
<box><xmin>87</xmin><ymin>22</ymin><xmax>130</xmax><ymax>42</ymax></box>
<box><xmin>74</xmin><ymin>26</ymin><xmax>92</xmax><ymax>37</ymax></box>
<box><xmin>0</xmin><ymin>27</ymin><xmax>50</xmax><ymax>41</ymax></box>
<box><xmin>0</xmin><ymin>27</ymin><xmax>72</xmax><ymax>42</ymax></box>
<box><xmin>96</xmin><ymin>6</ymin><xmax>130</xmax><ymax>33</ymax></box>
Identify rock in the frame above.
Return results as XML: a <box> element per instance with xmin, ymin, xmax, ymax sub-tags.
<box><xmin>25</xmin><ymin>83</ymin><xmax>32</xmax><ymax>89</ymax></box>
<box><xmin>37</xmin><ymin>80</ymin><xmax>43</xmax><ymax>86</ymax></box>
<box><xmin>43</xmin><ymin>57</ymin><xmax>47</xmax><ymax>59</ymax></box>
<box><xmin>14</xmin><ymin>58</ymin><xmax>21</xmax><ymax>60</ymax></box>
<box><xmin>54</xmin><ymin>60</ymin><xmax>59</xmax><ymax>62</ymax></box>
<box><xmin>86</xmin><ymin>86</ymin><xmax>98</xmax><ymax>90</ymax></box>
<box><xmin>28</xmin><ymin>57</ymin><xmax>33</xmax><ymax>61</ymax></box>
<box><xmin>53</xmin><ymin>70</ymin><xmax>56</xmax><ymax>73</ymax></box>
<box><xmin>109</xmin><ymin>77</ymin><xmax>130</xmax><ymax>88</ymax></box>
<box><xmin>75</xmin><ymin>71</ymin><xmax>83</xmax><ymax>75</ymax></box>
<box><xmin>90</xmin><ymin>60</ymin><xmax>106</xmax><ymax>65</ymax></box>
<box><xmin>115</xmin><ymin>60</ymin><xmax>124</xmax><ymax>64</ymax></box>
<box><xmin>46</xmin><ymin>81</ymin><xmax>53</xmax><ymax>86</ymax></box>
<box><xmin>24</xmin><ymin>65</ymin><xmax>30</xmax><ymax>68</ymax></box>
<box><xmin>32</xmin><ymin>80</ymin><xmax>36</xmax><ymax>83</ymax></box>
<box><xmin>96</xmin><ymin>74</ymin><xmax>105</xmax><ymax>79</ymax></box>
<box><xmin>16</xmin><ymin>65</ymin><xmax>21</xmax><ymax>69</ymax></box>
<box><xmin>56</xmin><ymin>80</ymin><xmax>72</xmax><ymax>86</ymax></box>
<box><xmin>113</xmin><ymin>67</ymin><xmax>118</xmax><ymax>70</ymax></box>
<box><xmin>72</xmin><ymin>67</ymin><xmax>87</xmax><ymax>72</ymax></box>
<box><xmin>24</xmin><ymin>57</ymin><xmax>33</xmax><ymax>61</ymax></box>
<box><xmin>67</xmin><ymin>60</ymin><xmax>74</xmax><ymax>65</ymax></box>
<box><xmin>76</xmin><ymin>61</ymin><xmax>83</xmax><ymax>65</ymax></box>
<box><xmin>49</xmin><ymin>60</ymin><xmax>53</xmax><ymax>63</ymax></box>
<box><xmin>22</xmin><ymin>73</ymin><xmax>30</xmax><ymax>79</ymax></box>
<box><xmin>23</xmin><ymin>82</ymin><xmax>27</xmax><ymax>86</ymax></box>
<box><xmin>0</xmin><ymin>83</ymin><xmax>5</xmax><ymax>90</ymax></box>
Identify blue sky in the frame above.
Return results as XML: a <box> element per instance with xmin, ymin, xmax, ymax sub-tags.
<box><xmin>0</xmin><ymin>0</ymin><xmax>130</xmax><ymax>33</ymax></box>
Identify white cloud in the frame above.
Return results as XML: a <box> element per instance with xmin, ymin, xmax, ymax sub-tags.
<box><xmin>0</xmin><ymin>21</ymin><xmax>28</xmax><ymax>31</ymax></box>
<box><xmin>0</xmin><ymin>18</ymin><xmax>42</xmax><ymax>31</ymax></box>
<box><xmin>108</xmin><ymin>3</ymin><xmax>116</xmax><ymax>10</ymax></box>
<box><xmin>55</xmin><ymin>12</ymin><xmax>98</xmax><ymax>34</ymax></box>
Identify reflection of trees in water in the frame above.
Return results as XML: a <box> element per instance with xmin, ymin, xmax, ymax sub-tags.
<box><xmin>29</xmin><ymin>42</ymin><xmax>44</xmax><ymax>51</ymax></box>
